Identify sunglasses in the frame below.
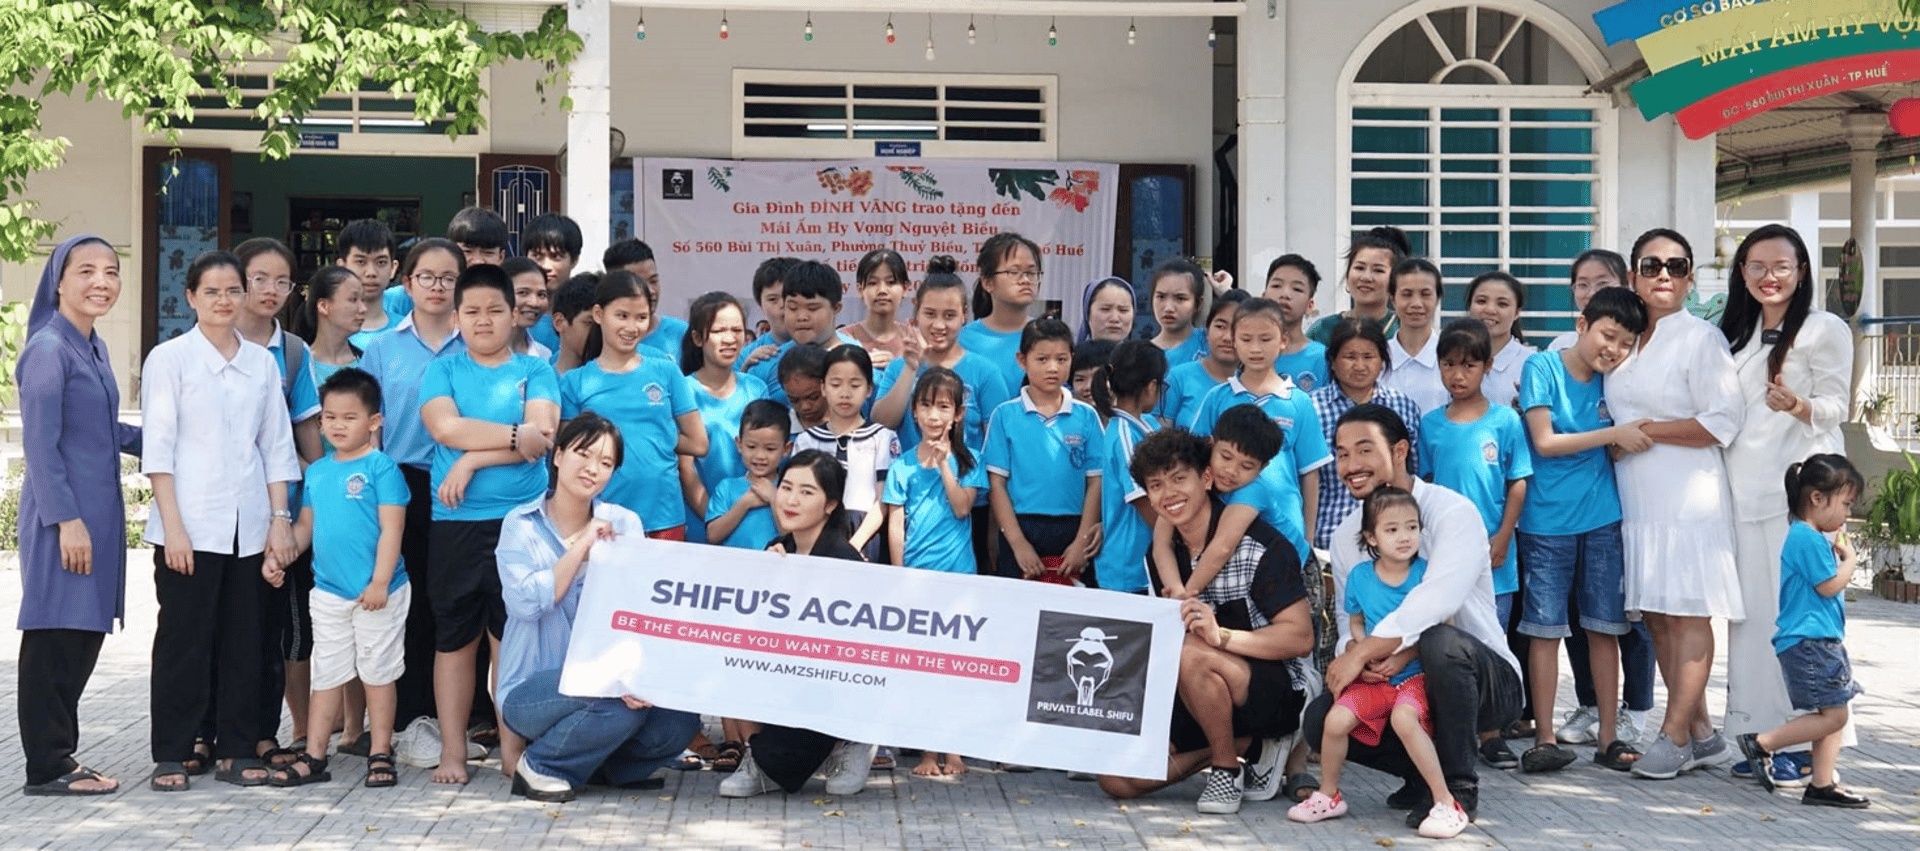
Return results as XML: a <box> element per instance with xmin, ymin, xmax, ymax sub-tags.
<box><xmin>1636</xmin><ymin>256</ymin><xmax>1692</xmax><ymax>278</ymax></box>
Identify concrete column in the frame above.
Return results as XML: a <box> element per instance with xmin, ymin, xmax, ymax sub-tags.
<box><xmin>1788</xmin><ymin>190</ymin><xmax>1822</xmax><ymax>311</ymax></box>
<box><xmin>565</xmin><ymin>0</ymin><xmax>613</xmax><ymax>268</ymax></box>
<box><xmin>1844</xmin><ymin>108</ymin><xmax>1886</xmax><ymax>409</ymax></box>
<box><xmin>1235</xmin><ymin>2</ymin><xmax>1286</xmax><ymax>292</ymax></box>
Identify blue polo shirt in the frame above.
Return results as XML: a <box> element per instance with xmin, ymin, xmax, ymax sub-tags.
<box><xmin>645</xmin><ymin>315</ymin><xmax>690</xmax><ymax>361</ymax></box>
<box><xmin>1224</xmin><ymin>473</ymin><xmax>1310</xmax><ymax>569</ymax></box>
<box><xmin>1344</xmin><ymin>557</ymin><xmax>1429</xmax><ymax>684</ymax></box>
<box><xmin>1186</xmin><ymin>376</ymin><xmax>1332</xmax><ymax>556</ymax></box>
<box><xmin>958</xmin><ymin>320</ymin><xmax>1026</xmax><ymax>391</ymax></box>
<box><xmin>1517</xmin><ymin>351</ymin><xmax>1621</xmax><ymax>537</ymax></box>
<box><xmin>1156</xmin><ymin>359</ymin><xmax>1227</xmax><ymax>427</ymax></box>
<box><xmin>1275</xmin><ymin>340</ymin><xmax>1330</xmax><ymax>394</ymax></box>
<box><xmin>747</xmin><ymin>331</ymin><xmax>857</xmax><ymax>404</ymax></box>
<box><xmin>305</xmin><ymin>449</ymin><xmax>410</xmax><ymax>600</ymax></box>
<box><xmin>528</xmin><ymin>312</ymin><xmax>562</xmax><ymax>358</ymax></box>
<box><xmin>1160</xmin><ymin>332</ymin><xmax>1207</xmax><ymax>367</ymax></box>
<box><xmin>1775</xmin><ymin>520</ymin><xmax>1846</xmax><ymax>654</ymax></box>
<box><xmin>875</xmin><ymin>353</ymin><xmax>1012</xmax><ymax>453</ymax></box>
<box><xmin>1418</xmin><ymin>404</ymin><xmax>1532</xmax><ymax>594</ymax></box>
<box><xmin>560</xmin><ymin>352</ymin><xmax>698</xmax><ymax>532</ymax></box>
<box><xmin>421</xmin><ymin>352</ymin><xmax>559</xmax><ymax>521</ymax></box>
<box><xmin>383</xmin><ymin>285</ymin><xmax>412</xmax><ymax>320</ymax></box>
<box><xmin>882</xmin><ymin>452</ymin><xmax>988</xmax><ymax>574</ymax></box>
<box><xmin>358</xmin><ymin>314</ymin><xmax>464</xmax><ymax>468</ymax></box>
<box><xmin>983</xmin><ymin>387</ymin><xmax>1105</xmax><ymax>516</ymax></box>
<box><xmin>684</xmin><ymin>371</ymin><xmax>770</xmax><ymax>542</ymax></box>
<box><xmin>707</xmin><ymin>475</ymin><xmax>779</xmax><ymax>550</ymax></box>
<box><xmin>349</xmin><ymin>314</ymin><xmax>396</xmax><ymax>352</ymax></box>
<box><xmin>1093</xmin><ymin>410</ymin><xmax>1161</xmax><ymax>592</ymax></box>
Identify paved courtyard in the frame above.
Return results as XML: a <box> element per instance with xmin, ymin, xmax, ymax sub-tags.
<box><xmin>2</xmin><ymin>553</ymin><xmax>1917</xmax><ymax>850</ymax></box>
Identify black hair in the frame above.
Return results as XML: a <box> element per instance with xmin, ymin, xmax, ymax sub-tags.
<box><xmin>1390</xmin><ymin>257</ymin><xmax>1443</xmax><ymax>303</ymax></box>
<box><xmin>1072</xmin><ymin>339</ymin><xmax>1116</xmax><ymax>379</ymax></box>
<box><xmin>1435</xmin><ymin>317</ymin><xmax>1492</xmax><ymax>364</ymax></box>
<box><xmin>1582</xmin><ymin>286</ymin><xmax>1649</xmax><ymax>336</ymax></box>
<box><xmin>777</xmin><ymin>342</ymin><xmax>830</xmax><ymax>385</ymax></box>
<box><xmin>752</xmin><ymin>256</ymin><xmax>801</xmax><ymax>302</ymax></box>
<box><xmin>335</xmin><ymin>219</ymin><xmax>395</xmax><ymax>261</ymax></box>
<box><xmin>1019</xmin><ymin>316</ymin><xmax>1074</xmax><ymax>354</ymax></box>
<box><xmin>1150</xmin><ymin>259</ymin><xmax>1212</xmax><ymax>331</ymax></box>
<box><xmin>1326</xmin><ymin>316</ymin><xmax>1393</xmax><ymax>376</ymax></box>
<box><xmin>602</xmin><ymin>237</ymin><xmax>656</xmax><ymax>272</ymax></box>
<box><xmin>317</xmin><ymin>365</ymin><xmax>382</xmax><ymax>415</ymax></box>
<box><xmin>972</xmin><ymin>231</ymin><xmax>1043</xmax><ymax>318</ymax></box>
<box><xmin>1213</xmin><ymin>403</ymin><xmax>1283</xmax><ymax>465</ymax></box>
<box><xmin>1206</xmin><ymin>287</ymin><xmax>1251</xmax><ymax>326</ymax></box>
<box><xmin>1356</xmin><ymin>485</ymin><xmax>1420</xmax><ymax>558</ymax></box>
<box><xmin>554</xmin><ymin>410</ymin><xmax>626</xmax><ymax>470</ymax></box>
<box><xmin>581</xmin><ymin>270</ymin><xmax>654</xmax><ymax>357</ymax></box>
<box><xmin>447</xmin><ymin>206</ymin><xmax>510</xmax><ymax>251</ymax></box>
<box><xmin>857</xmin><ymin>248</ymin><xmax>909</xmax><ymax>288</ymax></box>
<box><xmin>297</xmin><ymin>266</ymin><xmax>364</xmax><ymax>352</ymax></box>
<box><xmin>1720</xmin><ymin>224</ymin><xmax>1815</xmax><ymax>382</ymax></box>
<box><xmin>739</xmin><ymin>398</ymin><xmax>790</xmax><ymax>436</ymax></box>
<box><xmin>400</xmin><ymin>237</ymin><xmax>465</xmax><ymax>283</ymax></box>
<box><xmin>1231</xmin><ymin>296</ymin><xmax>1286</xmax><ymax>333</ymax></box>
<box><xmin>1093</xmin><ymin>339</ymin><xmax>1166</xmax><ymax>420</ymax></box>
<box><xmin>778</xmin><ymin>448</ymin><xmax>851</xmax><ymax>539</ymax></box>
<box><xmin>822</xmin><ymin>342</ymin><xmax>875</xmax><ymax>387</ymax></box>
<box><xmin>782</xmin><ymin>259</ymin><xmax>843</xmax><ymax>308</ymax></box>
<box><xmin>1570</xmin><ymin>248</ymin><xmax>1628</xmax><ymax>287</ymax></box>
<box><xmin>1630</xmin><ymin>227</ymin><xmax>1694</xmax><ymax>265</ymax></box>
<box><xmin>453</xmin><ymin>263</ymin><xmax>515</xmax><ymax>310</ymax></box>
<box><xmin>1128</xmin><ymin>426</ymin><xmax>1213</xmax><ymax>490</ymax></box>
<box><xmin>1266</xmin><ymin>253</ymin><xmax>1321</xmax><ymax>288</ymax></box>
<box><xmin>1335</xmin><ymin>403</ymin><xmax>1412</xmax><ymax>454</ymax></box>
<box><xmin>910</xmin><ymin>366</ymin><xmax>976</xmax><ymax>476</ymax></box>
<box><xmin>915</xmin><ymin>254</ymin><xmax>967</xmax><ymax>309</ymax></box>
<box><xmin>234</xmin><ymin>237</ymin><xmax>297</xmax><ymax>283</ymax></box>
<box><xmin>1466</xmin><ymin>271</ymin><xmax>1526</xmax><ymax>339</ymax></box>
<box><xmin>681</xmin><ymin>290</ymin><xmax>746</xmax><ymax>374</ymax></box>
<box><xmin>521</xmin><ymin>213</ymin><xmax>583</xmax><ymax>261</ymax></box>
<box><xmin>1345</xmin><ymin>226</ymin><xmax>1411</xmax><ymax>267</ymax></box>
<box><xmin>552</xmin><ymin>273</ymin><xmax>601</xmax><ymax>321</ymax></box>
<box><xmin>1784</xmin><ymin>453</ymin><xmax>1864</xmax><ymax>521</ymax></box>
<box><xmin>186</xmin><ymin>250</ymin><xmax>243</xmax><ymax>294</ymax></box>
<box><xmin>500</xmin><ymin>256</ymin><xmax>544</xmax><ymax>281</ymax></box>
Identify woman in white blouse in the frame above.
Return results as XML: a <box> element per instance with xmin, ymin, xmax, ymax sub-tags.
<box><xmin>1716</xmin><ymin>224</ymin><xmax>1853</xmax><ymax>754</ymax></box>
<box><xmin>1606</xmin><ymin>229</ymin><xmax>1746</xmax><ymax>781</ymax></box>
<box><xmin>141</xmin><ymin>251</ymin><xmax>301</xmax><ymax>791</ymax></box>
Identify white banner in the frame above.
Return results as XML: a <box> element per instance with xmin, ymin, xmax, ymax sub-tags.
<box><xmin>559</xmin><ymin>537</ymin><xmax>1183</xmax><ymax>779</ymax></box>
<box><xmin>637</xmin><ymin>157</ymin><xmax>1119</xmax><ymax>326</ymax></box>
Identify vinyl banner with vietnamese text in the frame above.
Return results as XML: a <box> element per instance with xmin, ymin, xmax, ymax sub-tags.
<box><xmin>558</xmin><ymin>537</ymin><xmax>1182</xmax><ymax>779</ymax></box>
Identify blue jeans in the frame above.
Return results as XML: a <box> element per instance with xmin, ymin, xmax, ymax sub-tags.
<box><xmin>502</xmin><ymin>668</ymin><xmax>700</xmax><ymax>787</ymax></box>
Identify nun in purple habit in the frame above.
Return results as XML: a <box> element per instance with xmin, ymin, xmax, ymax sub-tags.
<box><xmin>15</xmin><ymin>234</ymin><xmax>141</xmax><ymax>796</ymax></box>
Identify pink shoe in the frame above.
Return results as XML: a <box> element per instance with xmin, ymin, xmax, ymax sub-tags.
<box><xmin>1286</xmin><ymin>790</ymin><xmax>1348</xmax><ymax>823</ymax></box>
<box><xmin>1418</xmin><ymin>800</ymin><xmax>1470</xmax><ymax>838</ymax></box>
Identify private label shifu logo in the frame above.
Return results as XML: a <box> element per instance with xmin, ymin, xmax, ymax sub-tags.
<box><xmin>1026</xmin><ymin>612</ymin><xmax>1150</xmax><ymax>736</ymax></box>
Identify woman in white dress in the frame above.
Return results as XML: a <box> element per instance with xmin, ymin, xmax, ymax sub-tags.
<box><xmin>1716</xmin><ymin>224</ymin><xmax>1852</xmax><ymax>758</ymax></box>
<box><xmin>1606</xmin><ymin>228</ymin><xmax>1746</xmax><ymax>780</ymax></box>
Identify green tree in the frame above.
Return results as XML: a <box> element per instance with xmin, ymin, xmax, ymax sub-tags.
<box><xmin>0</xmin><ymin>0</ymin><xmax>582</xmax><ymax>262</ymax></box>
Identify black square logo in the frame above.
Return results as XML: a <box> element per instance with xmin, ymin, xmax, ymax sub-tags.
<box><xmin>662</xmin><ymin>169</ymin><xmax>694</xmax><ymax>200</ymax></box>
<box><xmin>1025</xmin><ymin>611</ymin><xmax>1151</xmax><ymax>735</ymax></box>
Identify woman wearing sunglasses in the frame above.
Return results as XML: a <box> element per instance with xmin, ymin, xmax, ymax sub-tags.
<box><xmin>1604</xmin><ymin>229</ymin><xmax>1746</xmax><ymax>781</ymax></box>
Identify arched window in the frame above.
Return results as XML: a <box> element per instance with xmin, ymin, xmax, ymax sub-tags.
<box><xmin>1339</xmin><ymin>1</ymin><xmax>1615</xmax><ymax>336</ymax></box>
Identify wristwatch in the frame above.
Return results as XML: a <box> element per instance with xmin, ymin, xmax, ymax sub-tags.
<box><xmin>272</xmin><ymin>510</ymin><xmax>293</xmax><ymax>522</ymax></box>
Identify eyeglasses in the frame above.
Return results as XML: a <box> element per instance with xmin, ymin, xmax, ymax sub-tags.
<box><xmin>1742</xmin><ymin>262</ymin><xmax>1800</xmax><ymax>280</ymax></box>
<box><xmin>1636</xmin><ymin>256</ymin><xmax>1692</xmax><ymax>278</ymax></box>
<box><xmin>994</xmin><ymin>268</ymin><xmax>1042</xmax><ymax>283</ymax></box>
<box><xmin>412</xmin><ymin>273</ymin><xmax>458</xmax><ymax>290</ymax></box>
<box><xmin>248</xmin><ymin>275</ymin><xmax>294</xmax><ymax>294</ymax></box>
<box><xmin>199</xmin><ymin>287</ymin><xmax>247</xmax><ymax>302</ymax></box>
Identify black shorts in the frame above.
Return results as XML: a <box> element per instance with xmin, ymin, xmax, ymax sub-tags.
<box><xmin>1169</xmin><ymin>655</ymin><xmax>1306</xmax><ymax>753</ymax></box>
<box><xmin>428</xmin><ymin>519</ymin><xmax>507</xmax><ymax>652</ymax></box>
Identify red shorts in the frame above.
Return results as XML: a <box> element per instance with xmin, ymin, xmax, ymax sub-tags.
<box><xmin>646</xmin><ymin>526</ymin><xmax>686</xmax><ymax>542</ymax></box>
<box><xmin>1333</xmin><ymin>673</ymin><xmax>1431</xmax><ymax>747</ymax></box>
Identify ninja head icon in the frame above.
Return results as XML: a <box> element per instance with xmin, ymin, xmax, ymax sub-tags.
<box><xmin>1066</xmin><ymin>627</ymin><xmax>1118</xmax><ymax>707</ymax></box>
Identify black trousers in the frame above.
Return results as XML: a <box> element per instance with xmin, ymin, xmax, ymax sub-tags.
<box><xmin>1303</xmin><ymin>624</ymin><xmax>1521</xmax><ymax>799</ymax></box>
<box><xmin>396</xmin><ymin>464</ymin><xmax>437</xmax><ymax>726</ymax></box>
<box><xmin>749</xmin><ymin>724</ymin><xmax>839</xmax><ymax>793</ymax></box>
<box><xmin>151</xmin><ymin>547</ymin><xmax>267</xmax><ymax>762</ymax></box>
<box><xmin>18</xmin><ymin>628</ymin><xmax>106</xmax><ymax>785</ymax></box>
<box><xmin>254</xmin><ymin>549</ymin><xmax>312</xmax><ymax>740</ymax></box>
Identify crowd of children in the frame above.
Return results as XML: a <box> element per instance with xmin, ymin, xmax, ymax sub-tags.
<box><xmin>13</xmin><ymin>211</ymin><xmax>1874</xmax><ymax>830</ymax></box>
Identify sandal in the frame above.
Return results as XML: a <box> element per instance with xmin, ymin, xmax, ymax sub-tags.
<box><xmin>258</xmin><ymin>742</ymin><xmax>301</xmax><ymax>768</ymax></box>
<box><xmin>215</xmin><ymin>757</ymin><xmax>272</xmax><ymax>787</ymax></box>
<box><xmin>24</xmin><ymin>766</ymin><xmax>119</xmax><ymax>796</ymax></box>
<box><xmin>1283</xmin><ymin>772</ymin><xmax>1321</xmax><ymax>803</ymax></box>
<box><xmin>1595</xmin><ymin>740</ymin><xmax>1641</xmax><ymax>772</ymax></box>
<box><xmin>365</xmin><ymin>753</ymin><xmax>398</xmax><ymax>788</ymax></box>
<box><xmin>670</xmin><ymin>750</ymin><xmax>706</xmax><ymax>771</ymax></box>
<box><xmin>181</xmin><ymin>739</ymin><xmax>212</xmax><ymax>776</ymax></box>
<box><xmin>711</xmin><ymin>741</ymin><xmax>745</xmax><ymax>774</ymax></box>
<box><xmin>267</xmin><ymin>753</ymin><xmax>332</xmax><ymax>787</ymax></box>
<box><xmin>468</xmin><ymin>724</ymin><xmax>501</xmax><ymax>748</ymax></box>
<box><xmin>148</xmin><ymin>762</ymin><xmax>191</xmax><ymax>793</ymax></box>
<box><xmin>337</xmin><ymin>731</ymin><xmax>373</xmax><ymax>758</ymax></box>
<box><xmin>1520</xmin><ymin>742</ymin><xmax>1576</xmax><ymax>774</ymax></box>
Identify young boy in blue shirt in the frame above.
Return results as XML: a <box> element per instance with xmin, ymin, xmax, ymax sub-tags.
<box><xmin>736</xmin><ymin>257</ymin><xmax>800</xmax><ymax>371</ymax></box>
<box><xmin>419</xmin><ymin>264</ymin><xmax>561</xmax><ymax>785</ymax></box>
<box><xmin>449</xmin><ymin>206</ymin><xmax>510</xmax><ymax>268</ymax></box>
<box><xmin>1264</xmin><ymin>255</ymin><xmax>1330</xmax><ymax>393</ymax></box>
<box><xmin>548</xmin><ymin>273</ymin><xmax>599</xmax><ymax>375</ymax></box>
<box><xmin>336</xmin><ymin>219</ymin><xmax>400</xmax><ymax>349</ymax></box>
<box><xmin>984</xmin><ymin>318</ymin><xmax>1105</xmax><ymax>583</ymax></box>
<box><xmin>748</xmin><ymin>260</ymin><xmax>857</xmax><ymax>398</ymax></box>
<box><xmin>1514</xmin><ymin>287</ymin><xmax>1647</xmax><ymax>770</ymax></box>
<box><xmin>706</xmin><ymin>399</ymin><xmax>790</xmax><ymax>549</ymax></box>
<box><xmin>263</xmin><ymin>368</ymin><xmax>410</xmax><ymax>789</ymax></box>
<box><xmin>522</xmin><ymin>214</ymin><xmax>583</xmax><ymax>355</ymax></box>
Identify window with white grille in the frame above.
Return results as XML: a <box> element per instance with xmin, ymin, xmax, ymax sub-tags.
<box><xmin>170</xmin><ymin>73</ymin><xmax>470</xmax><ymax>136</ymax></box>
<box><xmin>732</xmin><ymin>69</ymin><xmax>1056</xmax><ymax>159</ymax></box>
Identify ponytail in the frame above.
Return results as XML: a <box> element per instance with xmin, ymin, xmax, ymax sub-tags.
<box><xmin>1785</xmin><ymin>453</ymin><xmax>1864</xmax><ymax>521</ymax></box>
<box><xmin>1096</xmin><ymin>340</ymin><xmax>1169</xmax><ymax>420</ymax></box>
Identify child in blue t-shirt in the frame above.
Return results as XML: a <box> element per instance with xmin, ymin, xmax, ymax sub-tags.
<box><xmin>1293</xmin><ymin>487</ymin><xmax>1465</xmax><ymax>839</ymax></box>
<box><xmin>1417</xmin><ymin>319</ymin><xmax>1531</xmax><ymax>616</ymax></box>
<box><xmin>984</xmin><ymin>318</ymin><xmax>1105</xmax><ymax>582</ymax></box>
<box><xmin>419</xmin><ymin>265</ymin><xmax>561</xmax><ymax>784</ymax></box>
<box><xmin>1091</xmin><ymin>341</ymin><xmax>1168</xmax><ymax>594</ymax></box>
<box><xmin>1154</xmin><ymin>403</ymin><xmax>1290</xmax><ymax>598</ymax></box>
<box><xmin>959</xmin><ymin>233</ymin><xmax>1043</xmax><ymax>392</ymax></box>
<box><xmin>1265</xmin><ymin>255</ymin><xmax>1331</xmax><ymax>393</ymax></box>
<box><xmin>263</xmin><ymin>367</ymin><xmax>409</xmax><ymax>788</ymax></box>
<box><xmin>1737</xmin><ymin>454</ymin><xmax>1869</xmax><ymax>809</ymax></box>
<box><xmin>795</xmin><ymin>346</ymin><xmax>898</xmax><ymax>561</ymax></box>
<box><xmin>1514</xmin><ymin>286</ymin><xmax>1650</xmax><ymax>768</ymax></box>
<box><xmin>884</xmin><ymin>367</ymin><xmax>986</xmax><ymax>577</ymax></box>
<box><xmin>559</xmin><ymin>270</ymin><xmax>706</xmax><ymax>539</ymax></box>
<box><xmin>678</xmin><ymin>291</ymin><xmax>770</xmax><ymax>543</ymax></box>
<box><xmin>706</xmin><ymin>399</ymin><xmax>790</xmax><ymax>551</ymax></box>
<box><xmin>746</xmin><ymin>260</ymin><xmax>857</xmax><ymax>399</ymax></box>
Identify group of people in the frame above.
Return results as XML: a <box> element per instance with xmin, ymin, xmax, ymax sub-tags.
<box><xmin>12</xmin><ymin>210</ymin><xmax>1872</xmax><ymax>836</ymax></box>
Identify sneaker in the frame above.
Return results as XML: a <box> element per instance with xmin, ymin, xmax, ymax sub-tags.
<box><xmin>512</xmin><ymin>759</ymin><xmax>576</xmax><ymax>803</ymax></box>
<box><xmin>1195</xmin><ymin>767</ymin><xmax>1243</xmax><ymax>814</ymax></box>
<box><xmin>1736</xmin><ymin>733</ymin><xmax>1776</xmax><ymax>793</ymax></box>
<box><xmin>1417</xmin><ymin>800</ymin><xmax>1471</xmax><ymax>839</ymax></box>
<box><xmin>1241</xmin><ymin>738</ymin><xmax>1284</xmax><ymax>802</ymax></box>
<box><xmin>1732</xmin><ymin>752</ymin><xmax>1812</xmax><ymax>790</ymax></box>
<box><xmin>823</xmin><ymin>741</ymin><xmax>876</xmax><ymax>795</ymax></box>
<box><xmin>1689</xmin><ymin>730</ymin><xmax>1730</xmax><ymax>769</ymax></box>
<box><xmin>1557</xmin><ymin>706</ymin><xmax>1599</xmax><ymax>745</ymax></box>
<box><xmin>1617</xmin><ymin>704</ymin><xmax>1646</xmax><ymax>746</ymax></box>
<box><xmin>1802</xmin><ymin>783</ymin><xmax>1870</xmax><ymax>809</ymax></box>
<box><xmin>718</xmin><ymin>748</ymin><xmax>780</xmax><ymax>798</ymax></box>
<box><xmin>395</xmin><ymin>717</ymin><xmax>442</xmax><ymax>769</ymax></box>
<box><xmin>1630</xmin><ymin>733</ymin><xmax>1689</xmax><ymax>780</ymax></box>
<box><xmin>1286</xmin><ymin>790</ymin><xmax>1347</xmax><ymax>823</ymax></box>
<box><xmin>1478</xmin><ymin>738</ymin><xmax>1519</xmax><ymax>770</ymax></box>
